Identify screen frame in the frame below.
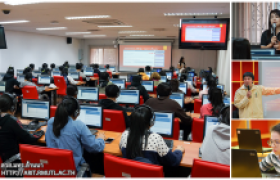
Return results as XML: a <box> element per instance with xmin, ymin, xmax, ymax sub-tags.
<box><xmin>179</xmin><ymin>18</ymin><xmax>230</xmax><ymax>50</ymax></box>
<box><xmin>68</xmin><ymin>72</ymin><xmax>80</xmax><ymax>81</ymax></box>
<box><xmin>203</xmin><ymin>115</ymin><xmax>219</xmax><ymax>139</ymax></box>
<box><xmin>21</xmin><ymin>99</ymin><xmax>50</xmax><ymax>121</ymax></box>
<box><xmin>170</xmin><ymin>92</ymin><xmax>185</xmax><ymax>108</ymax></box>
<box><xmin>116</xmin><ymin>89</ymin><xmax>140</xmax><ymax>105</ymax></box>
<box><xmin>77</xmin><ymin>87</ymin><xmax>99</xmax><ymax>102</ymax></box>
<box><xmin>79</xmin><ymin>104</ymin><xmax>103</xmax><ymax>129</ymax></box>
<box><xmin>37</xmin><ymin>75</ymin><xmax>51</xmax><ymax>85</ymax></box>
<box><xmin>141</xmin><ymin>80</ymin><xmax>154</xmax><ymax>92</ymax></box>
<box><xmin>110</xmin><ymin>78</ymin><xmax>126</xmax><ymax>89</ymax></box>
<box><xmin>152</xmin><ymin>111</ymin><xmax>174</xmax><ymax>138</ymax></box>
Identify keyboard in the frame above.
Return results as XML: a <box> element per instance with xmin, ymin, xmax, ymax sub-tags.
<box><xmin>22</xmin><ymin>122</ymin><xmax>47</xmax><ymax>132</ymax></box>
<box><xmin>164</xmin><ymin>139</ymin><xmax>173</xmax><ymax>149</ymax></box>
<box><xmin>90</xmin><ymin>129</ymin><xmax>98</xmax><ymax>135</ymax></box>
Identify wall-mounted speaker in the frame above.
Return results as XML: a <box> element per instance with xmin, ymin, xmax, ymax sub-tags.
<box><xmin>67</xmin><ymin>37</ymin><xmax>72</xmax><ymax>44</ymax></box>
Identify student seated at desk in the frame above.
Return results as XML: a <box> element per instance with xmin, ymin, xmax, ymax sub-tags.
<box><xmin>98</xmin><ymin>84</ymin><xmax>130</xmax><ymax>128</ymax></box>
<box><xmin>127</xmin><ymin>75</ymin><xmax>150</xmax><ymax>103</ymax></box>
<box><xmin>76</xmin><ymin>63</ymin><xmax>86</xmax><ymax>78</ymax></box>
<box><xmin>2</xmin><ymin>67</ymin><xmax>20</xmax><ymax>94</ymax></box>
<box><xmin>169</xmin><ymin>79</ymin><xmax>184</xmax><ymax>93</ymax></box>
<box><xmin>41</xmin><ymin>63</ymin><xmax>50</xmax><ymax>75</ymax></box>
<box><xmin>149</xmin><ymin>72</ymin><xmax>162</xmax><ymax>86</ymax></box>
<box><xmin>98</xmin><ymin>72</ymin><xmax>113</xmax><ymax>94</ymax></box>
<box><xmin>29</xmin><ymin>63</ymin><xmax>36</xmax><ymax>78</ymax></box>
<box><xmin>92</xmin><ymin>64</ymin><xmax>101</xmax><ymax>77</ymax></box>
<box><xmin>200</xmin><ymin>106</ymin><xmax>230</xmax><ymax>165</ymax></box>
<box><xmin>119</xmin><ymin>105</ymin><xmax>184</xmax><ymax>166</ymax></box>
<box><xmin>179</xmin><ymin>74</ymin><xmax>197</xmax><ymax>94</ymax></box>
<box><xmin>62</xmin><ymin>67</ymin><xmax>86</xmax><ymax>86</ymax></box>
<box><xmin>138</xmin><ymin>68</ymin><xmax>149</xmax><ymax>81</ymax></box>
<box><xmin>0</xmin><ymin>93</ymin><xmax>44</xmax><ymax>177</ymax></box>
<box><xmin>19</xmin><ymin>72</ymin><xmax>50</xmax><ymax>100</ymax></box>
<box><xmin>105</xmin><ymin>64</ymin><xmax>111</xmax><ymax>73</ymax></box>
<box><xmin>260</xmin><ymin>123</ymin><xmax>280</xmax><ymax>173</ymax></box>
<box><xmin>200</xmin><ymin>88</ymin><xmax>224</xmax><ymax>119</ymax></box>
<box><xmin>199</xmin><ymin>76</ymin><xmax>217</xmax><ymax>99</ymax></box>
<box><xmin>50</xmin><ymin>63</ymin><xmax>56</xmax><ymax>72</ymax></box>
<box><xmin>45</xmin><ymin>96</ymin><xmax>105</xmax><ymax>175</ymax></box>
<box><xmin>67</xmin><ymin>85</ymin><xmax>78</xmax><ymax>98</ymax></box>
<box><xmin>145</xmin><ymin>83</ymin><xmax>192</xmax><ymax>140</ymax></box>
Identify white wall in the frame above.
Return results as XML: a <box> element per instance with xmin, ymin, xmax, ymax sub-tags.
<box><xmin>216</xmin><ymin>40</ymin><xmax>230</xmax><ymax>93</ymax></box>
<box><xmin>83</xmin><ymin>39</ymin><xmax>218</xmax><ymax>73</ymax></box>
<box><xmin>0</xmin><ymin>30</ymin><xmax>83</xmax><ymax>72</ymax></box>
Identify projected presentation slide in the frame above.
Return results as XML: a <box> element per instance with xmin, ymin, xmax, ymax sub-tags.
<box><xmin>119</xmin><ymin>44</ymin><xmax>172</xmax><ymax>71</ymax></box>
<box><xmin>181</xmin><ymin>23</ymin><xmax>227</xmax><ymax>43</ymax></box>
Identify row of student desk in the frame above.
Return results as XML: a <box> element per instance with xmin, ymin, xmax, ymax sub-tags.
<box><xmin>20</xmin><ymin>119</ymin><xmax>202</xmax><ymax>168</ymax></box>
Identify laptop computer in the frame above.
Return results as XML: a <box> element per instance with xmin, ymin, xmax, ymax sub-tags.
<box><xmin>237</xmin><ymin>129</ymin><xmax>272</xmax><ymax>153</ymax></box>
<box><xmin>150</xmin><ymin>112</ymin><xmax>174</xmax><ymax>149</ymax></box>
<box><xmin>231</xmin><ymin>149</ymin><xmax>262</xmax><ymax>177</ymax></box>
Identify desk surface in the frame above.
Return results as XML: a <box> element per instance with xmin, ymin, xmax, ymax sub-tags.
<box><xmin>20</xmin><ymin>119</ymin><xmax>201</xmax><ymax>167</ymax></box>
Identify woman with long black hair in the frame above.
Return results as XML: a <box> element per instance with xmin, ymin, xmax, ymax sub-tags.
<box><xmin>45</xmin><ymin>97</ymin><xmax>105</xmax><ymax>174</ymax></box>
<box><xmin>177</xmin><ymin>57</ymin><xmax>185</xmax><ymax>70</ymax></box>
<box><xmin>200</xmin><ymin>88</ymin><xmax>224</xmax><ymax>119</ymax></box>
<box><xmin>119</xmin><ymin>105</ymin><xmax>184</xmax><ymax>166</ymax></box>
<box><xmin>261</xmin><ymin>9</ymin><xmax>280</xmax><ymax>49</ymax></box>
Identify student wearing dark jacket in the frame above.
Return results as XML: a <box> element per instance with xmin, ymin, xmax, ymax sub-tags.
<box><xmin>98</xmin><ymin>84</ymin><xmax>130</xmax><ymax>128</ymax></box>
<box><xmin>0</xmin><ymin>93</ymin><xmax>44</xmax><ymax>177</ymax></box>
<box><xmin>145</xmin><ymin>83</ymin><xmax>192</xmax><ymax>140</ymax></box>
<box><xmin>2</xmin><ymin>67</ymin><xmax>20</xmax><ymax>94</ymax></box>
<box><xmin>127</xmin><ymin>75</ymin><xmax>150</xmax><ymax>103</ymax></box>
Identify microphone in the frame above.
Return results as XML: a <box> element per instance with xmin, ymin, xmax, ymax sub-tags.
<box><xmin>273</xmin><ymin>23</ymin><xmax>277</xmax><ymax>36</ymax></box>
<box><xmin>247</xmin><ymin>85</ymin><xmax>250</xmax><ymax>91</ymax></box>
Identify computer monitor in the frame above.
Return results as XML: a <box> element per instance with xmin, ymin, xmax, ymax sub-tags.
<box><xmin>37</xmin><ymin>75</ymin><xmax>51</xmax><ymax>85</ymax></box>
<box><xmin>110</xmin><ymin>79</ymin><xmax>126</xmax><ymax>89</ymax></box>
<box><xmin>251</xmin><ymin>55</ymin><xmax>280</xmax><ymax>60</ymax></box>
<box><xmin>77</xmin><ymin>87</ymin><xmax>99</xmax><ymax>101</ymax></box>
<box><xmin>0</xmin><ymin>81</ymin><xmax>5</xmax><ymax>92</ymax></box>
<box><xmin>165</xmin><ymin>72</ymin><xmax>172</xmax><ymax>80</ymax></box>
<box><xmin>21</xmin><ymin>99</ymin><xmax>50</xmax><ymax>121</ymax></box>
<box><xmin>251</xmin><ymin>48</ymin><xmax>275</xmax><ymax>55</ymax></box>
<box><xmin>109</xmin><ymin>66</ymin><xmax>116</xmax><ymax>72</ymax></box>
<box><xmin>188</xmin><ymin>72</ymin><xmax>195</xmax><ymax>77</ymax></box>
<box><xmin>68</xmin><ymin>68</ymin><xmax>76</xmax><ymax>72</ymax></box>
<box><xmin>68</xmin><ymin>72</ymin><xmax>80</xmax><ymax>80</ymax></box>
<box><xmin>150</xmin><ymin>112</ymin><xmax>174</xmax><ymax>138</ymax></box>
<box><xmin>99</xmin><ymin>67</ymin><xmax>106</xmax><ymax>72</ymax></box>
<box><xmin>52</xmin><ymin>71</ymin><xmax>61</xmax><ymax>76</ymax></box>
<box><xmin>231</xmin><ymin>149</ymin><xmax>262</xmax><ymax>178</ymax></box>
<box><xmin>17</xmin><ymin>74</ymin><xmax>25</xmax><ymax>82</ymax></box>
<box><xmin>52</xmin><ymin>68</ymin><xmax>59</xmax><ymax>72</ymax></box>
<box><xmin>127</xmin><ymin>73</ymin><xmax>139</xmax><ymax>82</ymax></box>
<box><xmin>160</xmin><ymin>76</ymin><xmax>167</xmax><ymax>82</ymax></box>
<box><xmin>116</xmin><ymin>89</ymin><xmax>140</xmax><ymax>105</ymax></box>
<box><xmin>85</xmin><ymin>67</ymin><xmax>94</xmax><ymax>76</ymax></box>
<box><xmin>141</xmin><ymin>81</ymin><xmax>154</xmax><ymax>92</ymax></box>
<box><xmin>153</xmin><ymin>68</ymin><xmax>162</xmax><ymax>73</ymax></box>
<box><xmin>0</xmin><ymin>73</ymin><xmax>5</xmax><ymax>80</ymax></box>
<box><xmin>170</xmin><ymin>93</ymin><xmax>184</xmax><ymax>108</ymax></box>
<box><xmin>179</xmin><ymin>82</ymin><xmax>188</xmax><ymax>94</ymax></box>
<box><xmin>79</xmin><ymin>104</ymin><xmax>103</xmax><ymax>129</ymax></box>
<box><xmin>17</xmin><ymin>69</ymin><xmax>24</xmax><ymax>74</ymax></box>
<box><xmin>175</xmin><ymin>69</ymin><xmax>179</xmax><ymax>74</ymax></box>
<box><xmin>145</xmin><ymin>72</ymin><xmax>151</xmax><ymax>78</ymax></box>
<box><xmin>223</xmin><ymin>97</ymin><xmax>230</xmax><ymax>105</ymax></box>
<box><xmin>203</xmin><ymin>84</ymin><xmax>207</xmax><ymax>91</ymax></box>
<box><xmin>217</xmin><ymin>85</ymin><xmax>224</xmax><ymax>93</ymax></box>
<box><xmin>32</xmin><ymin>70</ymin><xmax>41</xmax><ymax>77</ymax></box>
<box><xmin>186</xmin><ymin>77</ymin><xmax>193</xmax><ymax>81</ymax></box>
<box><xmin>203</xmin><ymin>116</ymin><xmax>219</xmax><ymax>138</ymax></box>
<box><xmin>202</xmin><ymin>78</ymin><xmax>206</xmax><ymax>83</ymax></box>
<box><xmin>236</xmin><ymin>129</ymin><xmax>264</xmax><ymax>153</ymax></box>
<box><xmin>202</xmin><ymin>94</ymin><xmax>209</xmax><ymax>105</ymax></box>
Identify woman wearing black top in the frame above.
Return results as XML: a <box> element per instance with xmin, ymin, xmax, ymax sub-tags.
<box><xmin>261</xmin><ymin>9</ymin><xmax>280</xmax><ymax>49</ymax></box>
<box><xmin>177</xmin><ymin>57</ymin><xmax>185</xmax><ymax>69</ymax></box>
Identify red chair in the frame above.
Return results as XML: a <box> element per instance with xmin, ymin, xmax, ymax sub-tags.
<box><xmin>148</xmin><ymin>86</ymin><xmax>158</xmax><ymax>95</ymax></box>
<box><xmin>99</xmin><ymin>94</ymin><xmax>107</xmax><ymax>100</ymax></box>
<box><xmin>20</xmin><ymin>144</ymin><xmax>89</xmax><ymax>177</ymax></box>
<box><xmin>79</xmin><ymin>76</ymin><xmax>83</xmax><ymax>81</ymax></box>
<box><xmin>125</xmin><ymin>82</ymin><xmax>131</xmax><ymax>88</ymax></box>
<box><xmin>53</xmin><ymin>76</ymin><xmax>67</xmax><ymax>96</ymax></box>
<box><xmin>140</xmin><ymin>95</ymin><xmax>144</xmax><ymax>105</ymax></box>
<box><xmin>186</xmin><ymin>88</ymin><xmax>192</xmax><ymax>96</ymax></box>
<box><xmin>192</xmin><ymin>117</ymin><xmax>204</xmax><ymax>143</ymax></box>
<box><xmin>194</xmin><ymin>99</ymin><xmax>202</xmax><ymax>113</ymax></box>
<box><xmin>22</xmin><ymin>86</ymin><xmax>39</xmax><ymax>99</ymax></box>
<box><xmin>191</xmin><ymin>158</ymin><xmax>230</xmax><ymax>177</ymax></box>
<box><xmin>102</xmin><ymin>109</ymin><xmax>126</xmax><ymax>132</ymax></box>
<box><xmin>107</xmin><ymin>71</ymin><xmax>112</xmax><ymax>78</ymax></box>
<box><xmin>93</xmin><ymin>73</ymin><xmax>99</xmax><ymax>78</ymax></box>
<box><xmin>164</xmin><ymin>118</ymin><xmax>180</xmax><ymax>140</ymax></box>
<box><xmin>104</xmin><ymin>153</ymin><xmax>164</xmax><ymax>177</ymax></box>
<box><xmin>0</xmin><ymin>157</ymin><xmax>4</xmax><ymax>177</ymax></box>
<box><xmin>196</xmin><ymin>81</ymin><xmax>202</xmax><ymax>90</ymax></box>
<box><xmin>50</xmin><ymin>105</ymin><xmax>57</xmax><ymax>118</ymax></box>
